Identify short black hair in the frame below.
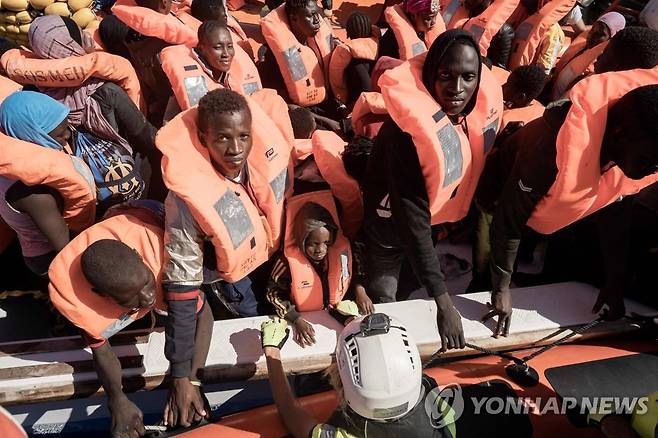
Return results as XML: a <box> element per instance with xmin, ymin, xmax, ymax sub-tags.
<box><xmin>610</xmin><ymin>26</ymin><xmax>658</xmax><ymax>70</ymax></box>
<box><xmin>191</xmin><ymin>0</ymin><xmax>228</xmax><ymax>23</ymax></box>
<box><xmin>198</xmin><ymin>88</ymin><xmax>251</xmax><ymax>132</ymax></box>
<box><xmin>285</xmin><ymin>0</ymin><xmax>314</xmax><ymax>16</ymax></box>
<box><xmin>197</xmin><ymin>19</ymin><xmax>230</xmax><ymax>44</ymax></box>
<box><xmin>341</xmin><ymin>135</ymin><xmax>373</xmax><ymax>185</ymax></box>
<box><xmin>507</xmin><ymin>65</ymin><xmax>547</xmax><ymax>101</ymax></box>
<box><xmin>81</xmin><ymin>239</ymin><xmax>145</xmax><ymax>297</ymax></box>
<box><xmin>289</xmin><ymin>107</ymin><xmax>316</xmax><ymax>138</ymax></box>
<box><xmin>346</xmin><ymin>11</ymin><xmax>371</xmax><ymax>40</ymax></box>
<box><xmin>616</xmin><ymin>85</ymin><xmax>658</xmax><ymax>141</ymax></box>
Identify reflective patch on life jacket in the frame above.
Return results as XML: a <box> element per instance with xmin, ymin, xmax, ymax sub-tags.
<box><xmin>482</xmin><ymin>118</ymin><xmax>500</xmax><ymax>153</ymax></box>
<box><xmin>326</xmin><ymin>34</ymin><xmax>333</xmax><ymax>52</ymax></box>
<box><xmin>242</xmin><ymin>81</ymin><xmax>261</xmax><ymax>96</ymax></box>
<box><xmin>184</xmin><ymin>75</ymin><xmax>210</xmax><ymax>107</ymax></box>
<box><xmin>469</xmin><ymin>24</ymin><xmax>486</xmax><ymax>43</ymax></box>
<box><xmin>214</xmin><ymin>189</ymin><xmax>254</xmax><ymax>249</ymax></box>
<box><xmin>437</xmin><ymin>123</ymin><xmax>463</xmax><ymax>188</ymax></box>
<box><xmin>412</xmin><ymin>41</ymin><xmax>426</xmax><ymax>57</ymax></box>
<box><xmin>100</xmin><ymin>311</ymin><xmax>138</xmax><ymax>339</ymax></box>
<box><xmin>516</xmin><ymin>22</ymin><xmax>533</xmax><ymax>41</ymax></box>
<box><xmin>269</xmin><ymin>167</ymin><xmax>288</xmax><ymax>203</ymax></box>
<box><xmin>283</xmin><ymin>46</ymin><xmax>308</xmax><ymax>82</ymax></box>
<box><xmin>443</xmin><ymin>0</ymin><xmax>461</xmax><ymax>24</ymax></box>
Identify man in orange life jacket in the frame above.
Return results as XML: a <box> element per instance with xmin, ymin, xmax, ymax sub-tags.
<box><xmin>49</xmin><ymin>202</ymin><xmax>213</xmax><ymax>437</ymax></box>
<box><xmin>477</xmin><ymin>82</ymin><xmax>658</xmax><ymax>336</ymax></box>
<box><xmin>260</xmin><ymin>0</ymin><xmax>345</xmax><ymax>122</ymax></box>
<box><xmin>593</xmin><ymin>26</ymin><xmax>658</xmax><ymax>75</ymax></box>
<box><xmin>502</xmin><ymin>65</ymin><xmax>546</xmax><ymax>110</ymax></box>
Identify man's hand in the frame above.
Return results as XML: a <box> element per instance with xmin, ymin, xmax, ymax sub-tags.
<box><xmin>292</xmin><ymin>317</ymin><xmax>316</xmax><ymax>347</ymax></box>
<box><xmin>163</xmin><ymin>377</ymin><xmax>207</xmax><ymax>428</ymax></box>
<box><xmin>354</xmin><ymin>285</ymin><xmax>375</xmax><ymax>315</ymax></box>
<box><xmin>435</xmin><ymin>294</ymin><xmax>465</xmax><ymax>351</ymax></box>
<box><xmin>592</xmin><ymin>286</ymin><xmax>626</xmax><ymax>321</ymax></box>
<box><xmin>482</xmin><ymin>288</ymin><xmax>512</xmax><ymax>337</ymax></box>
<box><xmin>109</xmin><ymin>395</ymin><xmax>145</xmax><ymax>438</ymax></box>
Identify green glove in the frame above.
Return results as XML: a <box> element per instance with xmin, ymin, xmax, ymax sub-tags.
<box><xmin>261</xmin><ymin>317</ymin><xmax>290</xmax><ymax>349</ymax></box>
<box><xmin>335</xmin><ymin>300</ymin><xmax>360</xmax><ymax>317</ymax></box>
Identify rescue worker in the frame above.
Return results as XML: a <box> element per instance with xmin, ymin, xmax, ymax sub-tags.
<box><xmin>260</xmin><ymin>0</ymin><xmax>344</xmax><ymax>120</ymax></box>
<box><xmin>48</xmin><ymin>202</ymin><xmax>213</xmax><ymax>437</ymax></box>
<box><xmin>266</xmin><ymin>194</ymin><xmax>373</xmax><ymax>347</ymax></box>
<box><xmin>160</xmin><ymin>20</ymin><xmax>262</xmax><ymax>116</ymax></box>
<box><xmin>550</xmin><ymin>11</ymin><xmax>626</xmax><ymax>100</ymax></box>
<box><xmin>379</xmin><ymin>0</ymin><xmax>446</xmax><ymax>60</ymax></box>
<box><xmin>156</xmin><ymin>88</ymin><xmax>291</xmax><ymax>420</ymax></box>
<box><xmin>362</xmin><ymin>29</ymin><xmax>503</xmax><ymax>351</ymax></box>
<box><xmin>478</xmin><ymin>75</ymin><xmax>658</xmax><ymax>335</ymax></box>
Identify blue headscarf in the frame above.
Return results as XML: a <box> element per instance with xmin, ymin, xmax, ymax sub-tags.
<box><xmin>0</xmin><ymin>91</ymin><xmax>70</xmax><ymax>150</ymax></box>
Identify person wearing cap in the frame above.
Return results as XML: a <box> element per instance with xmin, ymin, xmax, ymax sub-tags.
<box><xmin>260</xmin><ymin>313</ymin><xmax>459</xmax><ymax>437</ymax></box>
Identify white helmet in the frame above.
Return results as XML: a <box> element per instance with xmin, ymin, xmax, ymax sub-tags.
<box><xmin>336</xmin><ymin>313</ymin><xmax>423</xmax><ymax>421</ymax></box>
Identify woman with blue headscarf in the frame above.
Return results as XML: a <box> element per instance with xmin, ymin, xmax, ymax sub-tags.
<box><xmin>0</xmin><ymin>91</ymin><xmax>145</xmax><ymax>276</ymax></box>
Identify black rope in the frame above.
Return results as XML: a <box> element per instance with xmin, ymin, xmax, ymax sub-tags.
<box><xmin>425</xmin><ymin>317</ymin><xmax>604</xmax><ymax>368</ymax></box>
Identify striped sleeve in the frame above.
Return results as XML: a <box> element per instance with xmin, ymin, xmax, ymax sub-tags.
<box><xmin>265</xmin><ymin>255</ymin><xmax>301</xmax><ymax>322</ymax></box>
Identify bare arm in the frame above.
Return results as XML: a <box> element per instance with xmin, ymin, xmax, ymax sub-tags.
<box><xmin>8</xmin><ymin>183</ymin><xmax>69</xmax><ymax>252</ymax></box>
<box><xmin>264</xmin><ymin>347</ymin><xmax>319</xmax><ymax>438</ymax></box>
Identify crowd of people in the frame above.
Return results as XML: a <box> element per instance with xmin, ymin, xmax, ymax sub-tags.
<box><xmin>0</xmin><ymin>0</ymin><xmax>657</xmax><ymax>435</ymax></box>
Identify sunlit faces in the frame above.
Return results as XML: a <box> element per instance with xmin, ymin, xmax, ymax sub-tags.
<box><xmin>433</xmin><ymin>42</ymin><xmax>480</xmax><ymax>115</ymax></box>
<box><xmin>289</xmin><ymin>0</ymin><xmax>322</xmax><ymax>39</ymax></box>
<box><xmin>198</xmin><ymin>109</ymin><xmax>253</xmax><ymax>179</ymax></box>
<box><xmin>586</xmin><ymin>21</ymin><xmax>611</xmax><ymax>49</ymax></box>
<box><xmin>198</xmin><ymin>26</ymin><xmax>235</xmax><ymax>74</ymax></box>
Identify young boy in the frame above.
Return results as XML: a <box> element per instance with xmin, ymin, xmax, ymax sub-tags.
<box><xmin>266</xmin><ymin>194</ymin><xmax>373</xmax><ymax>347</ymax></box>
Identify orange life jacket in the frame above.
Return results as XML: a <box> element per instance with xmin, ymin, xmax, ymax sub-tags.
<box><xmin>384</xmin><ymin>4</ymin><xmax>447</xmax><ymax>60</ymax></box>
<box><xmin>462</xmin><ymin>0</ymin><xmax>521</xmax><ymax>55</ymax></box>
<box><xmin>292</xmin><ymin>138</ymin><xmax>313</xmax><ymax>166</ymax></box>
<box><xmin>527</xmin><ymin>68</ymin><xmax>658</xmax><ymax>234</ymax></box>
<box><xmin>442</xmin><ymin>0</ymin><xmax>469</xmax><ymax>29</ymax></box>
<box><xmin>550</xmin><ymin>40</ymin><xmax>607</xmax><ymax>100</ymax></box>
<box><xmin>1</xmin><ymin>48</ymin><xmax>143</xmax><ymax>110</ymax></box>
<box><xmin>351</xmin><ymin>91</ymin><xmax>388</xmax><ymax>138</ymax></box>
<box><xmin>112</xmin><ymin>0</ymin><xmax>197</xmax><ymax>46</ymax></box>
<box><xmin>0</xmin><ymin>134</ymin><xmax>96</xmax><ymax>233</ymax></box>
<box><xmin>328</xmin><ymin>27</ymin><xmax>379</xmax><ymax>104</ymax></box>
<box><xmin>0</xmin><ymin>75</ymin><xmax>21</xmax><ymax>102</ymax></box>
<box><xmin>379</xmin><ymin>55</ymin><xmax>502</xmax><ymax>224</ymax></box>
<box><xmin>311</xmin><ymin>131</ymin><xmax>363</xmax><ymax>238</ymax></box>
<box><xmin>491</xmin><ymin>65</ymin><xmax>510</xmax><ymax>85</ymax></box>
<box><xmin>553</xmin><ymin>26</ymin><xmax>589</xmax><ymax>75</ymax></box>
<box><xmin>501</xmin><ymin>99</ymin><xmax>544</xmax><ymax>130</ymax></box>
<box><xmin>48</xmin><ymin>207</ymin><xmax>166</xmax><ymax>340</ymax></box>
<box><xmin>250</xmin><ymin>88</ymin><xmax>295</xmax><ymax>148</ymax></box>
<box><xmin>508</xmin><ymin>0</ymin><xmax>575</xmax><ymax>69</ymax></box>
<box><xmin>261</xmin><ymin>4</ymin><xmax>333</xmax><ymax>107</ymax></box>
<box><xmin>160</xmin><ymin>44</ymin><xmax>262</xmax><ymax>110</ymax></box>
<box><xmin>156</xmin><ymin>98</ymin><xmax>292</xmax><ymax>282</ymax></box>
<box><xmin>284</xmin><ymin>190</ymin><xmax>352</xmax><ymax>312</ymax></box>
<box><xmin>0</xmin><ymin>406</ymin><xmax>26</xmax><ymax>438</ymax></box>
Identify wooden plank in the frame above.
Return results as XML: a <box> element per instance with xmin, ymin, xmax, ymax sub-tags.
<box><xmin>0</xmin><ymin>331</ymin><xmax>152</xmax><ymax>357</ymax></box>
<box><xmin>0</xmin><ymin>356</ymin><xmax>143</xmax><ymax>380</ymax></box>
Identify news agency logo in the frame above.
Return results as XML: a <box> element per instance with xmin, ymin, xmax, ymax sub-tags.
<box><xmin>423</xmin><ymin>383</ymin><xmax>649</xmax><ymax>429</ymax></box>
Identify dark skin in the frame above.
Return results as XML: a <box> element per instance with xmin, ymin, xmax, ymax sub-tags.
<box><xmin>408</xmin><ymin>10</ymin><xmax>439</xmax><ymax>33</ymax></box>
<box><xmin>288</xmin><ymin>0</ymin><xmax>322</xmax><ymax>43</ymax></box>
<box><xmin>586</xmin><ymin>21</ymin><xmax>611</xmax><ymax>49</ymax></box>
<box><xmin>198</xmin><ymin>109</ymin><xmax>253</xmax><ymax>180</ymax></box>
<box><xmin>520</xmin><ymin>0</ymin><xmax>538</xmax><ymax>15</ymax></box>
<box><xmin>8</xmin><ymin>120</ymin><xmax>73</xmax><ymax>254</ymax></box>
<box><xmin>89</xmin><ymin>259</ymin><xmax>156</xmax><ymax>438</ymax></box>
<box><xmin>593</xmin><ymin>41</ymin><xmax>619</xmax><ymax>74</ymax></box>
<box><xmin>502</xmin><ymin>77</ymin><xmax>532</xmax><ymax>109</ymax></box>
<box><xmin>424</xmin><ymin>42</ymin><xmax>480</xmax><ymax>350</ymax></box>
<box><xmin>137</xmin><ymin>0</ymin><xmax>172</xmax><ymax>14</ymax></box>
<box><xmin>464</xmin><ymin>0</ymin><xmax>492</xmax><ymax>18</ymax></box>
<box><xmin>197</xmin><ymin>27</ymin><xmax>235</xmax><ymax>81</ymax></box>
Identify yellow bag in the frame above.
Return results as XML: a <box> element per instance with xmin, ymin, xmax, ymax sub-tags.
<box><xmin>15</xmin><ymin>10</ymin><xmax>31</xmax><ymax>24</ymax></box>
<box><xmin>85</xmin><ymin>18</ymin><xmax>100</xmax><ymax>29</ymax></box>
<box><xmin>44</xmin><ymin>2</ymin><xmax>70</xmax><ymax>15</ymax></box>
<box><xmin>18</xmin><ymin>22</ymin><xmax>29</xmax><ymax>33</ymax></box>
<box><xmin>29</xmin><ymin>0</ymin><xmax>56</xmax><ymax>9</ymax></box>
<box><xmin>4</xmin><ymin>14</ymin><xmax>17</xmax><ymax>24</ymax></box>
<box><xmin>2</xmin><ymin>0</ymin><xmax>30</xmax><ymax>12</ymax></box>
<box><xmin>67</xmin><ymin>0</ymin><xmax>91</xmax><ymax>12</ymax></box>
<box><xmin>71</xmin><ymin>7</ymin><xmax>94</xmax><ymax>27</ymax></box>
<box><xmin>5</xmin><ymin>24</ymin><xmax>20</xmax><ymax>33</ymax></box>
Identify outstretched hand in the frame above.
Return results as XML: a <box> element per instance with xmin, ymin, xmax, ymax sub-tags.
<box><xmin>163</xmin><ymin>377</ymin><xmax>207</xmax><ymax>429</ymax></box>
<box><xmin>435</xmin><ymin>294</ymin><xmax>465</xmax><ymax>351</ymax></box>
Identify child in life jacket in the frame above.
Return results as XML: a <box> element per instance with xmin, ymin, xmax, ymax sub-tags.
<box><xmin>266</xmin><ymin>196</ymin><xmax>373</xmax><ymax>347</ymax></box>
